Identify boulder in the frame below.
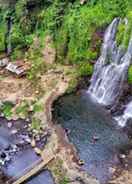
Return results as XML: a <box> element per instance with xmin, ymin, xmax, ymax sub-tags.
<box><xmin>0</xmin><ymin>58</ymin><xmax>9</xmax><ymax>67</ymax></box>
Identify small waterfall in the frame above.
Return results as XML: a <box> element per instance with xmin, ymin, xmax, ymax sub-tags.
<box><xmin>115</xmin><ymin>101</ymin><xmax>132</xmax><ymax>127</ymax></box>
<box><xmin>88</xmin><ymin>18</ymin><xmax>132</xmax><ymax>106</ymax></box>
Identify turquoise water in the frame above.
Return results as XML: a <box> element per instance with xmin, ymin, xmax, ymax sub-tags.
<box><xmin>53</xmin><ymin>92</ymin><xmax>131</xmax><ymax>183</ymax></box>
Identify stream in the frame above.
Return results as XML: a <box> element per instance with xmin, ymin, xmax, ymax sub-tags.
<box><xmin>53</xmin><ymin>91</ymin><xmax>131</xmax><ymax>183</ymax></box>
<box><xmin>0</xmin><ymin>118</ymin><xmax>54</xmax><ymax>184</ymax></box>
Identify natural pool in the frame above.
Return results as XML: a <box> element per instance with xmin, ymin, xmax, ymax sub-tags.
<box><xmin>53</xmin><ymin>91</ymin><xmax>131</xmax><ymax>183</ymax></box>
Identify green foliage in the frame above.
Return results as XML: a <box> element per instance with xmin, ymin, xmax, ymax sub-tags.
<box><xmin>1</xmin><ymin>0</ymin><xmax>132</xmax><ymax>66</ymax></box>
<box><xmin>128</xmin><ymin>65</ymin><xmax>132</xmax><ymax>84</ymax></box>
<box><xmin>60</xmin><ymin>177</ymin><xmax>69</xmax><ymax>184</ymax></box>
<box><xmin>27</xmin><ymin>49</ymin><xmax>47</xmax><ymax>82</ymax></box>
<box><xmin>16</xmin><ymin>100</ymin><xmax>29</xmax><ymax>118</ymax></box>
<box><xmin>66</xmin><ymin>78</ymin><xmax>78</xmax><ymax>94</ymax></box>
<box><xmin>123</xmin><ymin>11</ymin><xmax>132</xmax><ymax>48</ymax></box>
<box><xmin>64</xmin><ymin>4</ymin><xmax>111</xmax><ymax>63</ymax></box>
<box><xmin>11</xmin><ymin>48</ymin><xmax>24</xmax><ymax>60</ymax></box>
<box><xmin>15</xmin><ymin>0</ymin><xmax>27</xmax><ymax>19</ymax></box>
<box><xmin>101</xmin><ymin>0</ymin><xmax>127</xmax><ymax>17</ymax></box>
<box><xmin>11</xmin><ymin>24</ymin><xmax>26</xmax><ymax>48</ymax></box>
<box><xmin>116</xmin><ymin>12</ymin><xmax>132</xmax><ymax>49</ymax></box>
<box><xmin>116</xmin><ymin>21</ymin><xmax>126</xmax><ymax>47</ymax></box>
<box><xmin>0</xmin><ymin>22</ymin><xmax>6</xmax><ymax>52</ymax></box>
<box><xmin>33</xmin><ymin>103</ymin><xmax>43</xmax><ymax>113</ymax></box>
<box><xmin>78</xmin><ymin>62</ymin><xmax>93</xmax><ymax>77</ymax></box>
<box><xmin>0</xmin><ymin>9</ymin><xmax>7</xmax><ymax>52</ymax></box>
<box><xmin>0</xmin><ymin>102</ymin><xmax>13</xmax><ymax>118</ymax></box>
<box><xmin>31</xmin><ymin>117</ymin><xmax>41</xmax><ymax>131</ymax></box>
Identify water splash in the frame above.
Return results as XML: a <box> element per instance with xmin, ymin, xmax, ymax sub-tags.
<box><xmin>115</xmin><ymin>101</ymin><xmax>132</xmax><ymax>127</ymax></box>
<box><xmin>88</xmin><ymin>18</ymin><xmax>132</xmax><ymax>106</ymax></box>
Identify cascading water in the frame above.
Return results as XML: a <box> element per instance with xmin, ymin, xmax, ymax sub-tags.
<box><xmin>115</xmin><ymin>101</ymin><xmax>132</xmax><ymax>127</ymax></box>
<box><xmin>88</xmin><ymin>18</ymin><xmax>132</xmax><ymax>106</ymax></box>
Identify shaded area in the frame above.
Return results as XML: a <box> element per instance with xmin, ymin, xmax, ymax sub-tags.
<box><xmin>53</xmin><ymin>92</ymin><xmax>131</xmax><ymax>183</ymax></box>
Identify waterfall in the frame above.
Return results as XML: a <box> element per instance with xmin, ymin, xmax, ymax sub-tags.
<box><xmin>115</xmin><ymin>101</ymin><xmax>132</xmax><ymax>127</ymax></box>
<box><xmin>88</xmin><ymin>18</ymin><xmax>132</xmax><ymax>106</ymax></box>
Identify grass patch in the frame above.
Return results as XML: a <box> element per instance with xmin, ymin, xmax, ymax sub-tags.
<box><xmin>0</xmin><ymin>102</ymin><xmax>14</xmax><ymax>118</ymax></box>
<box><xmin>31</xmin><ymin>117</ymin><xmax>42</xmax><ymax>131</ymax></box>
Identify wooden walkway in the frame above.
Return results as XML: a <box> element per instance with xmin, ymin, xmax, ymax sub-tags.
<box><xmin>7</xmin><ymin>150</ymin><xmax>54</xmax><ymax>184</ymax></box>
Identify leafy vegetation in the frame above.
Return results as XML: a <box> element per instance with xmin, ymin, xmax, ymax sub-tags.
<box><xmin>128</xmin><ymin>65</ymin><xmax>132</xmax><ymax>84</ymax></box>
<box><xmin>16</xmin><ymin>100</ymin><xmax>29</xmax><ymax>118</ymax></box>
<box><xmin>31</xmin><ymin>117</ymin><xmax>42</xmax><ymax>131</ymax></box>
<box><xmin>0</xmin><ymin>102</ymin><xmax>14</xmax><ymax>118</ymax></box>
<box><xmin>1</xmin><ymin>0</ymin><xmax>132</xmax><ymax>80</ymax></box>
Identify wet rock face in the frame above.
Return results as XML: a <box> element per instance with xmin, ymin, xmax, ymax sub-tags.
<box><xmin>124</xmin><ymin>118</ymin><xmax>132</xmax><ymax>137</ymax></box>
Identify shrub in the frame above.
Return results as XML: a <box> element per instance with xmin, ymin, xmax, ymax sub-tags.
<box><xmin>27</xmin><ymin>48</ymin><xmax>47</xmax><ymax>82</ymax></box>
<box><xmin>128</xmin><ymin>65</ymin><xmax>132</xmax><ymax>84</ymax></box>
<box><xmin>66</xmin><ymin>78</ymin><xmax>78</xmax><ymax>94</ymax></box>
<box><xmin>11</xmin><ymin>48</ymin><xmax>24</xmax><ymax>60</ymax></box>
<box><xmin>16</xmin><ymin>100</ymin><xmax>29</xmax><ymax>118</ymax></box>
<box><xmin>78</xmin><ymin>62</ymin><xmax>93</xmax><ymax>77</ymax></box>
<box><xmin>11</xmin><ymin>24</ymin><xmax>26</xmax><ymax>49</ymax></box>
<box><xmin>0</xmin><ymin>102</ymin><xmax>14</xmax><ymax>118</ymax></box>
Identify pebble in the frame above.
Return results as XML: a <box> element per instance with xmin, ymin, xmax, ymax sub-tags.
<box><xmin>93</xmin><ymin>135</ymin><xmax>100</xmax><ymax>141</ymax></box>
<box><xmin>20</xmin><ymin>135</ymin><xmax>31</xmax><ymax>143</ymax></box>
<box><xmin>65</xmin><ymin>128</ymin><xmax>71</xmax><ymax>134</ymax></box>
<box><xmin>26</xmin><ymin>118</ymin><xmax>30</xmax><ymax>122</ymax></box>
<box><xmin>109</xmin><ymin>167</ymin><xmax>116</xmax><ymax>174</ymax></box>
<box><xmin>24</xmin><ymin>125</ymin><xmax>28</xmax><ymax>129</ymax></box>
<box><xmin>0</xmin><ymin>113</ymin><xmax>4</xmax><ymax>117</ymax></box>
<box><xmin>0</xmin><ymin>159</ymin><xmax>5</xmax><ymax>166</ymax></box>
<box><xmin>11</xmin><ymin>129</ymin><xmax>18</xmax><ymax>135</ymax></box>
<box><xmin>34</xmin><ymin>147</ymin><xmax>42</xmax><ymax>155</ymax></box>
<box><xmin>35</xmin><ymin>135</ymin><xmax>40</xmax><ymax>141</ymax></box>
<box><xmin>78</xmin><ymin>159</ymin><xmax>85</xmax><ymax>166</ymax></box>
<box><xmin>5</xmin><ymin>155</ymin><xmax>11</xmax><ymax>162</ymax></box>
<box><xmin>119</xmin><ymin>154</ymin><xmax>126</xmax><ymax>159</ymax></box>
<box><xmin>12</xmin><ymin>145</ymin><xmax>17</xmax><ymax>152</ymax></box>
<box><xmin>0</xmin><ymin>152</ymin><xmax>6</xmax><ymax>159</ymax></box>
<box><xmin>7</xmin><ymin>122</ymin><xmax>12</xmax><ymax>128</ymax></box>
<box><xmin>35</xmin><ymin>91</ymin><xmax>39</xmax><ymax>95</ymax></box>
<box><xmin>31</xmin><ymin>139</ymin><xmax>36</xmax><ymax>147</ymax></box>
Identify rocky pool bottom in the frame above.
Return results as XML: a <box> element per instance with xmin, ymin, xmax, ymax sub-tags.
<box><xmin>53</xmin><ymin>91</ymin><xmax>132</xmax><ymax>184</ymax></box>
<box><xmin>0</xmin><ymin>117</ymin><xmax>55</xmax><ymax>184</ymax></box>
